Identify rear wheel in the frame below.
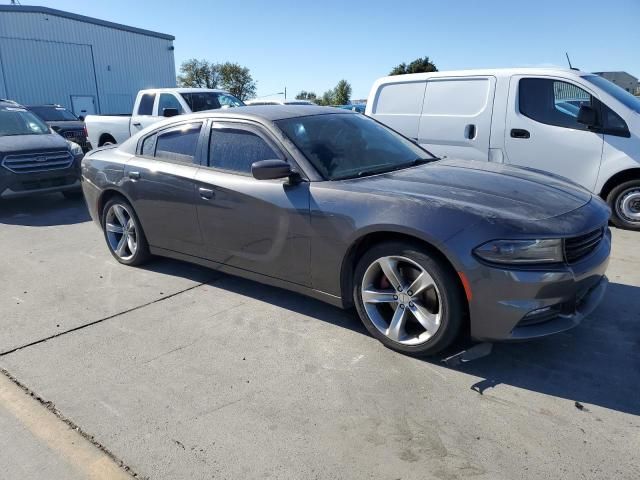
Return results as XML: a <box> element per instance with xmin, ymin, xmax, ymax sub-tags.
<box><xmin>353</xmin><ymin>241</ymin><xmax>465</xmax><ymax>356</ymax></box>
<box><xmin>101</xmin><ymin>197</ymin><xmax>150</xmax><ymax>265</ymax></box>
<box><xmin>607</xmin><ymin>179</ymin><xmax>640</xmax><ymax>231</ymax></box>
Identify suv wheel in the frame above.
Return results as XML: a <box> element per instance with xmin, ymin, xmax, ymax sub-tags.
<box><xmin>607</xmin><ymin>179</ymin><xmax>640</xmax><ymax>231</ymax></box>
<box><xmin>353</xmin><ymin>241</ymin><xmax>465</xmax><ymax>356</ymax></box>
<box><xmin>101</xmin><ymin>197</ymin><xmax>150</xmax><ymax>265</ymax></box>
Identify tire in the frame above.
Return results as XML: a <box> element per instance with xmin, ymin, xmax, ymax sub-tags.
<box><xmin>62</xmin><ymin>190</ymin><xmax>83</xmax><ymax>200</ymax></box>
<box><xmin>353</xmin><ymin>241</ymin><xmax>465</xmax><ymax>357</ymax></box>
<box><xmin>607</xmin><ymin>179</ymin><xmax>640</xmax><ymax>231</ymax></box>
<box><xmin>101</xmin><ymin>197</ymin><xmax>150</xmax><ymax>266</ymax></box>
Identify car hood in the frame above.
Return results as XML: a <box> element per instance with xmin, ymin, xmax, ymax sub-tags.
<box><xmin>345</xmin><ymin>158</ymin><xmax>592</xmax><ymax>221</ymax></box>
<box><xmin>0</xmin><ymin>133</ymin><xmax>69</xmax><ymax>155</ymax></box>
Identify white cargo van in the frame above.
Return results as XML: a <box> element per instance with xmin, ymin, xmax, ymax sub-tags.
<box><xmin>366</xmin><ymin>68</ymin><xmax>640</xmax><ymax>230</ymax></box>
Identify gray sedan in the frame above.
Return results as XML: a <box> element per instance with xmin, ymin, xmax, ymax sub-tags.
<box><xmin>81</xmin><ymin>106</ymin><xmax>611</xmax><ymax>356</ymax></box>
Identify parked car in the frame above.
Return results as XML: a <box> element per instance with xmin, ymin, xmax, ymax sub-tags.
<box><xmin>335</xmin><ymin>104</ymin><xmax>366</xmax><ymax>113</ymax></box>
<box><xmin>245</xmin><ymin>99</ymin><xmax>316</xmax><ymax>106</ymax></box>
<box><xmin>0</xmin><ymin>100</ymin><xmax>84</xmax><ymax>199</ymax></box>
<box><xmin>81</xmin><ymin>106</ymin><xmax>610</xmax><ymax>356</ymax></box>
<box><xmin>366</xmin><ymin>68</ymin><xmax>640</xmax><ymax>230</ymax></box>
<box><xmin>85</xmin><ymin>88</ymin><xmax>245</xmax><ymax>148</ymax></box>
<box><xmin>26</xmin><ymin>104</ymin><xmax>92</xmax><ymax>152</ymax></box>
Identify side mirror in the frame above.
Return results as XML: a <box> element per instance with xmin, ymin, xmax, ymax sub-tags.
<box><xmin>78</xmin><ymin>116</ymin><xmax>85</xmax><ymax>121</ymax></box>
<box><xmin>251</xmin><ymin>159</ymin><xmax>293</xmax><ymax>180</ymax></box>
<box><xmin>577</xmin><ymin>105</ymin><xmax>597</xmax><ymax>127</ymax></box>
<box><xmin>163</xmin><ymin>107</ymin><xmax>180</xmax><ymax>118</ymax></box>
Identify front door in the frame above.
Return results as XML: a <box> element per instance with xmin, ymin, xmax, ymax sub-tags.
<box><xmin>71</xmin><ymin>95</ymin><xmax>96</xmax><ymax>118</ymax></box>
<box><xmin>123</xmin><ymin>121</ymin><xmax>204</xmax><ymax>255</ymax></box>
<box><xmin>504</xmin><ymin>76</ymin><xmax>604</xmax><ymax>191</ymax></box>
<box><xmin>195</xmin><ymin>121</ymin><xmax>311</xmax><ymax>286</ymax></box>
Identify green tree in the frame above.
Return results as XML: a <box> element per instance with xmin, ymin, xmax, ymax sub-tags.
<box><xmin>177</xmin><ymin>58</ymin><xmax>219</xmax><ymax>88</ymax></box>
<box><xmin>218</xmin><ymin>62</ymin><xmax>257</xmax><ymax>101</ymax></box>
<box><xmin>389</xmin><ymin>56</ymin><xmax>438</xmax><ymax>75</ymax></box>
<box><xmin>295</xmin><ymin>90</ymin><xmax>317</xmax><ymax>101</ymax></box>
<box><xmin>333</xmin><ymin>79</ymin><xmax>352</xmax><ymax>105</ymax></box>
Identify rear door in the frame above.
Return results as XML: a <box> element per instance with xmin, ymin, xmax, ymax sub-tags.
<box><xmin>194</xmin><ymin>120</ymin><xmax>311</xmax><ymax>286</ymax></box>
<box><xmin>504</xmin><ymin>76</ymin><xmax>603</xmax><ymax>190</ymax></box>
<box><xmin>417</xmin><ymin>76</ymin><xmax>496</xmax><ymax>160</ymax></box>
<box><xmin>123</xmin><ymin>121</ymin><xmax>204</xmax><ymax>255</ymax></box>
<box><xmin>130</xmin><ymin>92</ymin><xmax>158</xmax><ymax>135</ymax></box>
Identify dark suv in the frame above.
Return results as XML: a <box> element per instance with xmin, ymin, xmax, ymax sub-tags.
<box><xmin>0</xmin><ymin>100</ymin><xmax>84</xmax><ymax>199</ymax></box>
<box><xmin>26</xmin><ymin>104</ymin><xmax>92</xmax><ymax>152</ymax></box>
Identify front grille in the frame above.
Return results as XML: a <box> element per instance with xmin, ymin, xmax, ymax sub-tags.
<box><xmin>2</xmin><ymin>150</ymin><xmax>74</xmax><ymax>174</ymax></box>
<box><xmin>564</xmin><ymin>227</ymin><xmax>605</xmax><ymax>263</ymax></box>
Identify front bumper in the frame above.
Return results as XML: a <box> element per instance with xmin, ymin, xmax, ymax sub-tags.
<box><xmin>0</xmin><ymin>154</ymin><xmax>83</xmax><ymax>199</ymax></box>
<box><xmin>466</xmin><ymin>228</ymin><xmax>611</xmax><ymax>341</ymax></box>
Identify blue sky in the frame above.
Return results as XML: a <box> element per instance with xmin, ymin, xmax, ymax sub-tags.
<box><xmin>33</xmin><ymin>0</ymin><xmax>640</xmax><ymax>99</ymax></box>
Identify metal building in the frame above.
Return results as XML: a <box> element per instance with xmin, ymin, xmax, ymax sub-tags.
<box><xmin>0</xmin><ymin>5</ymin><xmax>175</xmax><ymax>115</ymax></box>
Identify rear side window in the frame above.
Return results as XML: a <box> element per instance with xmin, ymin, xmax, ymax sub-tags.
<box><xmin>373</xmin><ymin>81</ymin><xmax>425</xmax><ymax>114</ymax></box>
<box><xmin>141</xmin><ymin>134</ymin><xmax>157</xmax><ymax>156</ymax></box>
<box><xmin>423</xmin><ymin>78</ymin><xmax>491</xmax><ymax>115</ymax></box>
<box><xmin>519</xmin><ymin>78</ymin><xmax>593</xmax><ymax>130</ymax></box>
<box><xmin>209</xmin><ymin>127</ymin><xmax>280</xmax><ymax>175</ymax></box>
<box><xmin>153</xmin><ymin>122</ymin><xmax>202</xmax><ymax>163</ymax></box>
<box><xmin>137</xmin><ymin>93</ymin><xmax>156</xmax><ymax>115</ymax></box>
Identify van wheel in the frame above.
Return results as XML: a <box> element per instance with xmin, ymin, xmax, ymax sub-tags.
<box><xmin>607</xmin><ymin>180</ymin><xmax>640</xmax><ymax>231</ymax></box>
<box><xmin>353</xmin><ymin>241</ymin><xmax>465</xmax><ymax>357</ymax></box>
<box><xmin>101</xmin><ymin>197</ymin><xmax>150</xmax><ymax>265</ymax></box>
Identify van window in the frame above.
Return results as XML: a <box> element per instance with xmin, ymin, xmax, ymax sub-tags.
<box><xmin>423</xmin><ymin>78</ymin><xmax>490</xmax><ymax>116</ymax></box>
<box><xmin>519</xmin><ymin>78</ymin><xmax>592</xmax><ymax>130</ymax></box>
<box><xmin>137</xmin><ymin>93</ymin><xmax>156</xmax><ymax>116</ymax></box>
<box><xmin>373</xmin><ymin>81</ymin><xmax>425</xmax><ymax>114</ymax></box>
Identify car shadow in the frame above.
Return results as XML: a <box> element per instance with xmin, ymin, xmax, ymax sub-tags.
<box><xmin>0</xmin><ymin>194</ymin><xmax>91</xmax><ymax>226</ymax></box>
<box><xmin>139</xmin><ymin>257</ymin><xmax>640</xmax><ymax>417</ymax></box>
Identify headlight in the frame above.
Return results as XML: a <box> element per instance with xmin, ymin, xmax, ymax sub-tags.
<box><xmin>66</xmin><ymin>140</ymin><xmax>83</xmax><ymax>156</ymax></box>
<box><xmin>474</xmin><ymin>239</ymin><xmax>563</xmax><ymax>264</ymax></box>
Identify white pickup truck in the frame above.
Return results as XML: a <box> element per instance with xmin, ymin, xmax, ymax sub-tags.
<box><xmin>85</xmin><ymin>88</ymin><xmax>244</xmax><ymax>147</ymax></box>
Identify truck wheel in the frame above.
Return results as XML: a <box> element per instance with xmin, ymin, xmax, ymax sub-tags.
<box><xmin>607</xmin><ymin>179</ymin><xmax>640</xmax><ymax>231</ymax></box>
<box><xmin>353</xmin><ymin>241</ymin><xmax>465</xmax><ymax>357</ymax></box>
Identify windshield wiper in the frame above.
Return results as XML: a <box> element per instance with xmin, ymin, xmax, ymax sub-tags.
<box><xmin>337</xmin><ymin>157</ymin><xmax>439</xmax><ymax>180</ymax></box>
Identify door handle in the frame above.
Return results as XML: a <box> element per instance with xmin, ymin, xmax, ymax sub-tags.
<box><xmin>199</xmin><ymin>187</ymin><xmax>215</xmax><ymax>200</ymax></box>
<box><xmin>510</xmin><ymin>128</ymin><xmax>530</xmax><ymax>139</ymax></box>
<box><xmin>465</xmin><ymin>124</ymin><xmax>476</xmax><ymax>139</ymax></box>
<box><xmin>128</xmin><ymin>171</ymin><xmax>140</xmax><ymax>180</ymax></box>
<box><xmin>132</xmin><ymin>122</ymin><xmax>142</xmax><ymax>127</ymax></box>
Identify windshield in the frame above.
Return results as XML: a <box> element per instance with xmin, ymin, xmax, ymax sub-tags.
<box><xmin>276</xmin><ymin>113</ymin><xmax>435</xmax><ymax>180</ymax></box>
<box><xmin>28</xmin><ymin>106</ymin><xmax>78</xmax><ymax>121</ymax></box>
<box><xmin>0</xmin><ymin>108</ymin><xmax>51</xmax><ymax>136</ymax></box>
<box><xmin>583</xmin><ymin>75</ymin><xmax>640</xmax><ymax>114</ymax></box>
<box><xmin>180</xmin><ymin>92</ymin><xmax>245</xmax><ymax>112</ymax></box>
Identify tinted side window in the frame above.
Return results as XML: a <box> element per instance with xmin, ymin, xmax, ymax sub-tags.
<box><xmin>138</xmin><ymin>93</ymin><xmax>156</xmax><ymax>116</ymax></box>
<box><xmin>158</xmin><ymin>94</ymin><xmax>183</xmax><ymax>115</ymax></box>
<box><xmin>519</xmin><ymin>78</ymin><xmax>592</xmax><ymax>130</ymax></box>
<box><xmin>141</xmin><ymin>133</ymin><xmax>157</xmax><ymax>156</ymax></box>
<box><xmin>155</xmin><ymin>123</ymin><xmax>202</xmax><ymax>163</ymax></box>
<box><xmin>209</xmin><ymin>127</ymin><xmax>280</xmax><ymax>174</ymax></box>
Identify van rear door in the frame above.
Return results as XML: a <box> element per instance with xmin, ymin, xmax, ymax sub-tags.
<box><xmin>368</xmin><ymin>80</ymin><xmax>427</xmax><ymax>141</ymax></box>
<box><xmin>417</xmin><ymin>76</ymin><xmax>496</xmax><ymax>161</ymax></box>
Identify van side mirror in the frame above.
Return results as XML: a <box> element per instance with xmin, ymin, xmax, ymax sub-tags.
<box><xmin>251</xmin><ymin>159</ymin><xmax>293</xmax><ymax>180</ymax></box>
<box><xmin>163</xmin><ymin>107</ymin><xmax>180</xmax><ymax>118</ymax></box>
<box><xmin>577</xmin><ymin>105</ymin><xmax>597</xmax><ymax>127</ymax></box>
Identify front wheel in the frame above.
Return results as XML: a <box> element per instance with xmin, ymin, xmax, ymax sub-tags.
<box><xmin>607</xmin><ymin>180</ymin><xmax>640</xmax><ymax>230</ymax></box>
<box><xmin>101</xmin><ymin>197</ymin><xmax>150</xmax><ymax>266</ymax></box>
<box><xmin>353</xmin><ymin>241</ymin><xmax>465</xmax><ymax>357</ymax></box>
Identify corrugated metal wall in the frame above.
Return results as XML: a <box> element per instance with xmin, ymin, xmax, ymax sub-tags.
<box><xmin>0</xmin><ymin>9</ymin><xmax>175</xmax><ymax>114</ymax></box>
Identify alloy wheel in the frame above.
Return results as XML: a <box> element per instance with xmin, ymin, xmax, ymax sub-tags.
<box><xmin>361</xmin><ymin>255</ymin><xmax>442</xmax><ymax>345</ymax></box>
<box><xmin>105</xmin><ymin>203</ymin><xmax>138</xmax><ymax>261</ymax></box>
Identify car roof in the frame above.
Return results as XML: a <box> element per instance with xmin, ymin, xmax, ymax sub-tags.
<box><xmin>0</xmin><ymin>99</ymin><xmax>24</xmax><ymax>109</ymax></box>
<box><xmin>199</xmin><ymin>105</ymin><xmax>352</xmax><ymax>121</ymax></box>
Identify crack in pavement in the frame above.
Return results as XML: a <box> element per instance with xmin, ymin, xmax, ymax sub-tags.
<box><xmin>0</xmin><ymin>274</ymin><xmax>220</xmax><ymax>357</ymax></box>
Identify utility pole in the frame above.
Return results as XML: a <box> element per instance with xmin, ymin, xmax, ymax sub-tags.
<box><xmin>284</xmin><ymin>87</ymin><xmax>287</xmax><ymax>100</ymax></box>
